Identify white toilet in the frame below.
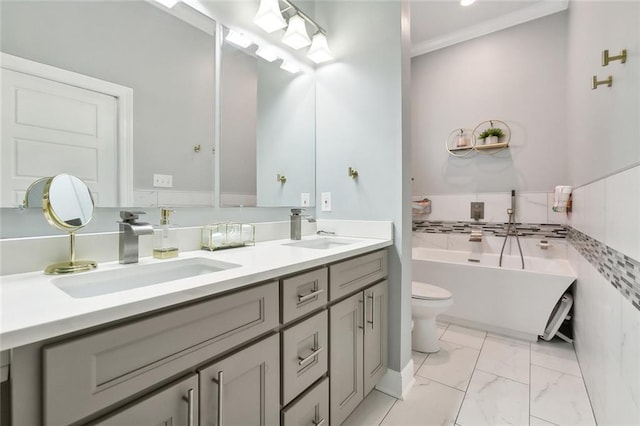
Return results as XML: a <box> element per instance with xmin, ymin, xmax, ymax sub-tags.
<box><xmin>411</xmin><ymin>281</ymin><xmax>454</xmax><ymax>353</ymax></box>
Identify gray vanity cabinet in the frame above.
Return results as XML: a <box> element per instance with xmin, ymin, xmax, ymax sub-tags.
<box><xmin>93</xmin><ymin>374</ymin><xmax>198</xmax><ymax>426</ymax></box>
<box><xmin>199</xmin><ymin>334</ymin><xmax>280</xmax><ymax>426</ymax></box>
<box><xmin>328</xmin><ymin>251</ymin><xmax>389</xmax><ymax>425</ymax></box>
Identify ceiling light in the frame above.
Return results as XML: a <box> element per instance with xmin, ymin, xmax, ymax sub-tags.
<box><xmin>460</xmin><ymin>0</ymin><xmax>476</xmax><ymax>6</ymax></box>
<box><xmin>226</xmin><ymin>30</ymin><xmax>252</xmax><ymax>49</ymax></box>
<box><xmin>154</xmin><ymin>0</ymin><xmax>179</xmax><ymax>8</ymax></box>
<box><xmin>256</xmin><ymin>46</ymin><xmax>279</xmax><ymax>62</ymax></box>
<box><xmin>282</xmin><ymin>14</ymin><xmax>311</xmax><ymax>50</ymax></box>
<box><xmin>280</xmin><ymin>61</ymin><xmax>300</xmax><ymax>74</ymax></box>
<box><xmin>307</xmin><ymin>32</ymin><xmax>333</xmax><ymax>64</ymax></box>
<box><xmin>254</xmin><ymin>0</ymin><xmax>287</xmax><ymax>33</ymax></box>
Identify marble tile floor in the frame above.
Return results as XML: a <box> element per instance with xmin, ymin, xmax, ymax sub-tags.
<box><xmin>343</xmin><ymin>323</ymin><xmax>597</xmax><ymax>426</ymax></box>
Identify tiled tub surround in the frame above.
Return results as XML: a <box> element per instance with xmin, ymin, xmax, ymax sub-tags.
<box><xmin>567</xmin><ymin>165</ymin><xmax>640</xmax><ymax>425</ymax></box>
<box><xmin>413</xmin><ymin>220</ymin><xmax>569</xmax><ymax>239</ymax></box>
<box><xmin>569</xmin><ymin>227</ymin><xmax>640</xmax><ymax>310</ymax></box>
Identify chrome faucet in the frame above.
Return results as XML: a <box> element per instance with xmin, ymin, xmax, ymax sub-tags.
<box><xmin>118</xmin><ymin>211</ymin><xmax>154</xmax><ymax>264</ymax></box>
<box><xmin>290</xmin><ymin>208</ymin><xmax>316</xmax><ymax>240</ymax></box>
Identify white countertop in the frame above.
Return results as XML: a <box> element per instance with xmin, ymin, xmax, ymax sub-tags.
<box><xmin>0</xmin><ymin>235</ymin><xmax>392</xmax><ymax>351</ymax></box>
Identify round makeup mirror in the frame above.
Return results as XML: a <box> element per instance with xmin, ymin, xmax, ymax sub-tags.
<box><xmin>22</xmin><ymin>177</ymin><xmax>50</xmax><ymax>208</ymax></box>
<box><xmin>41</xmin><ymin>174</ymin><xmax>97</xmax><ymax>274</ymax></box>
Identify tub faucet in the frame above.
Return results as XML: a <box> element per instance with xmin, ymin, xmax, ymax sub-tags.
<box><xmin>118</xmin><ymin>211</ymin><xmax>154</xmax><ymax>264</ymax></box>
<box><xmin>290</xmin><ymin>208</ymin><xmax>316</xmax><ymax>240</ymax></box>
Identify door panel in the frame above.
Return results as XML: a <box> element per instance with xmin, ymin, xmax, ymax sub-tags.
<box><xmin>1</xmin><ymin>68</ymin><xmax>117</xmax><ymax>206</ymax></box>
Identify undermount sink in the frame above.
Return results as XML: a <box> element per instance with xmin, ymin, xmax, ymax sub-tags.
<box><xmin>52</xmin><ymin>257</ymin><xmax>241</xmax><ymax>298</ymax></box>
<box><xmin>283</xmin><ymin>237</ymin><xmax>362</xmax><ymax>250</ymax></box>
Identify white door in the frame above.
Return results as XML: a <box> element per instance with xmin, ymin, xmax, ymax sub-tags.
<box><xmin>1</xmin><ymin>68</ymin><xmax>118</xmax><ymax>207</ymax></box>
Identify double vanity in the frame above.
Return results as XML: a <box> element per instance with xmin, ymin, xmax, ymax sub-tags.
<box><xmin>0</xmin><ymin>233</ymin><xmax>392</xmax><ymax>425</ymax></box>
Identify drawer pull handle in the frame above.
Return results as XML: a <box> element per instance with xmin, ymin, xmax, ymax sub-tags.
<box><xmin>313</xmin><ymin>418</ymin><xmax>326</xmax><ymax>426</ymax></box>
<box><xmin>298</xmin><ymin>288</ymin><xmax>324</xmax><ymax>303</ymax></box>
<box><xmin>359</xmin><ymin>298</ymin><xmax>364</xmax><ymax>330</ymax></box>
<box><xmin>212</xmin><ymin>371</ymin><xmax>224</xmax><ymax>425</ymax></box>
<box><xmin>298</xmin><ymin>347</ymin><xmax>324</xmax><ymax>366</ymax></box>
<box><xmin>367</xmin><ymin>292</ymin><xmax>375</xmax><ymax>328</ymax></box>
<box><xmin>182</xmin><ymin>388</ymin><xmax>194</xmax><ymax>426</ymax></box>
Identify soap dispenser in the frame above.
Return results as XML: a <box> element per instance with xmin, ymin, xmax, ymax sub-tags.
<box><xmin>153</xmin><ymin>208</ymin><xmax>178</xmax><ymax>259</ymax></box>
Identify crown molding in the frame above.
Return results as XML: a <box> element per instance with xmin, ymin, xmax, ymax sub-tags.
<box><xmin>411</xmin><ymin>0</ymin><xmax>569</xmax><ymax>58</ymax></box>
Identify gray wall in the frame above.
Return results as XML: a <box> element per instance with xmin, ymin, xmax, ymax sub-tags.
<box><xmin>1</xmin><ymin>1</ymin><xmax>216</xmax><ymax>193</ymax></box>
<box><xmin>566</xmin><ymin>1</ymin><xmax>639</xmax><ymax>186</ymax></box>
<box><xmin>411</xmin><ymin>11</ymin><xmax>569</xmax><ymax>195</ymax></box>
<box><xmin>315</xmin><ymin>1</ymin><xmax>412</xmax><ymax>379</ymax></box>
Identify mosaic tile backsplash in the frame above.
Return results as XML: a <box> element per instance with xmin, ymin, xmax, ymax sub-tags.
<box><xmin>412</xmin><ymin>220</ymin><xmax>569</xmax><ymax>239</ymax></box>
<box><xmin>568</xmin><ymin>228</ymin><xmax>640</xmax><ymax>311</ymax></box>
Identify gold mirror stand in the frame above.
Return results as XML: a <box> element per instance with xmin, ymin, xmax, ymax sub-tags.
<box><xmin>45</xmin><ymin>231</ymin><xmax>97</xmax><ymax>275</ymax></box>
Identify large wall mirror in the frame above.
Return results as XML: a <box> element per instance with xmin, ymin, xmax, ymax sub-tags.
<box><xmin>219</xmin><ymin>27</ymin><xmax>316</xmax><ymax>207</ymax></box>
<box><xmin>0</xmin><ymin>0</ymin><xmax>316</xmax><ymax>208</ymax></box>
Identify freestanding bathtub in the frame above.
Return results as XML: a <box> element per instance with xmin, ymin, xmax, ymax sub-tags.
<box><xmin>412</xmin><ymin>247</ymin><xmax>577</xmax><ymax>341</ymax></box>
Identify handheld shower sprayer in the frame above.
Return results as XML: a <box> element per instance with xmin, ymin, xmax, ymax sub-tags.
<box><xmin>500</xmin><ymin>189</ymin><xmax>524</xmax><ymax>269</ymax></box>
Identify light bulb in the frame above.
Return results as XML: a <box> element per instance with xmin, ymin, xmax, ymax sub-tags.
<box><xmin>280</xmin><ymin>61</ymin><xmax>300</xmax><ymax>74</ymax></box>
<box><xmin>256</xmin><ymin>46</ymin><xmax>279</xmax><ymax>62</ymax></box>
<box><xmin>254</xmin><ymin>0</ymin><xmax>287</xmax><ymax>33</ymax></box>
<box><xmin>282</xmin><ymin>14</ymin><xmax>311</xmax><ymax>50</ymax></box>
<box><xmin>226</xmin><ymin>30</ymin><xmax>252</xmax><ymax>48</ymax></box>
<box><xmin>307</xmin><ymin>32</ymin><xmax>333</xmax><ymax>63</ymax></box>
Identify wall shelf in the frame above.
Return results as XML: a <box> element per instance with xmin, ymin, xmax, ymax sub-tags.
<box><xmin>475</xmin><ymin>141</ymin><xmax>509</xmax><ymax>151</ymax></box>
<box><xmin>446</xmin><ymin>120</ymin><xmax>511</xmax><ymax>157</ymax></box>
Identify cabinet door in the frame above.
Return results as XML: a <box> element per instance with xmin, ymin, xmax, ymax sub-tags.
<box><xmin>364</xmin><ymin>280</ymin><xmax>388</xmax><ymax>395</ymax></box>
<box><xmin>329</xmin><ymin>292</ymin><xmax>363</xmax><ymax>426</ymax></box>
<box><xmin>93</xmin><ymin>374</ymin><xmax>198</xmax><ymax>426</ymax></box>
<box><xmin>199</xmin><ymin>334</ymin><xmax>280</xmax><ymax>426</ymax></box>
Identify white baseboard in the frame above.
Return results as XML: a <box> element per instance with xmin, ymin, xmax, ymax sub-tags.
<box><xmin>375</xmin><ymin>359</ymin><xmax>416</xmax><ymax>400</ymax></box>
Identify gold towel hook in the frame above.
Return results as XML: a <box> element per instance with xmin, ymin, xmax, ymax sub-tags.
<box><xmin>602</xmin><ymin>49</ymin><xmax>627</xmax><ymax>66</ymax></box>
<box><xmin>592</xmin><ymin>75</ymin><xmax>613</xmax><ymax>90</ymax></box>
<box><xmin>277</xmin><ymin>174</ymin><xmax>287</xmax><ymax>184</ymax></box>
<box><xmin>348</xmin><ymin>167</ymin><xmax>359</xmax><ymax>179</ymax></box>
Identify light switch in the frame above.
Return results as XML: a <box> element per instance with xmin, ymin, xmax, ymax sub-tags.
<box><xmin>321</xmin><ymin>192</ymin><xmax>331</xmax><ymax>212</ymax></box>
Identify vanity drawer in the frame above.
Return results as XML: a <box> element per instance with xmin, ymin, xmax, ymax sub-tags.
<box><xmin>329</xmin><ymin>250</ymin><xmax>388</xmax><ymax>301</ymax></box>
<box><xmin>282</xmin><ymin>377</ymin><xmax>329</xmax><ymax>426</ymax></box>
<box><xmin>281</xmin><ymin>267</ymin><xmax>328</xmax><ymax>324</ymax></box>
<box><xmin>42</xmin><ymin>281</ymin><xmax>279</xmax><ymax>426</ymax></box>
<box><xmin>281</xmin><ymin>310</ymin><xmax>328</xmax><ymax>406</ymax></box>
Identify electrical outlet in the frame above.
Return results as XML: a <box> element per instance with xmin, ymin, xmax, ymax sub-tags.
<box><xmin>153</xmin><ymin>174</ymin><xmax>173</xmax><ymax>188</ymax></box>
<box><xmin>321</xmin><ymin>192</ymin><xmax>331</xmax><ymax>212</ymax></box>
<box><xmin>301</xmin><ymin>193</ymin><xmax>310</xmax><ymax>207</ymax></box>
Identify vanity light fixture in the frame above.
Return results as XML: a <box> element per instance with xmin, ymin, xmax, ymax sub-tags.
<box><xmin>460</xmin><ymin>0</ymin><xmax>476</xmax><ymax>6</ymax></box>
<box><xmin>254</xmin><ymin>0</ymin><xmax>288</xmax><ymax>33</ymax></box>
<box><xmin>280</xmin><ymin>60</ymin><xmax>300</xmax><ymax>74</ymax></box>
<box><xmin>282</xmin><ymin>14</ymin><xmax>312</xmax><ymax>49</ymax></box>
<box><xmin>256</xmin><ymin>45</ymin><xmax>279</xmax><ymax>62</ymax></box>
<box><xmin>225</xmin><ymin>29</ymin><xmax>252</xmax><ymax>48</ymax></box>
<box><xmin>254</xmin><ymin>0</ymin><xmax>333</xmax><ymax>64</ymax></box>
<box><xmin>307</xmin><ymin>32</ymin><xmax>333</xmax><ymax>63</ymax></box>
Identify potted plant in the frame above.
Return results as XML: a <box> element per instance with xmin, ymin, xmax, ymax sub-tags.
<box><xmin>478</xmin><ymin>127</ymin><xmax>504</xmax><ymax>145</ymax></box>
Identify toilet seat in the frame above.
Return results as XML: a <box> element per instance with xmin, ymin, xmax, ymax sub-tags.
<box><xmin>412</xmin><ymin>281</ymin><xmax>452</xmax><ymax>301</ymax></box>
